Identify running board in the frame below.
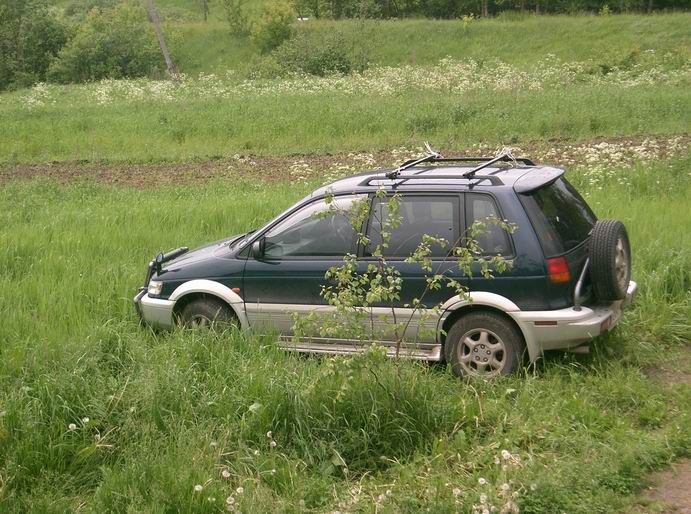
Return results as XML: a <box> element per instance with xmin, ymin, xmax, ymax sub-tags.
<box><xmin>278</xmin><ymin>336</ymin><xmax>442</xmax><ymax>361</ymax></box>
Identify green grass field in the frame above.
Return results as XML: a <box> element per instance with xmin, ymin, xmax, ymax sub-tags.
<box><xmin>0</xmin><ymin>157</ymin><xmax>689</xmax><ymax>512</ymax></box>
<box><xmin>1</xmin><ymin>11</ymin><xmax>690</xmax><ymax>513</ymax></box>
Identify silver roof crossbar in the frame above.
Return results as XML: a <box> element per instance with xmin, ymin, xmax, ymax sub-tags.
<box><xmin>385</xmin><ymin>145</ymin><xmax>535</xmax><ymax>180</ymax></box>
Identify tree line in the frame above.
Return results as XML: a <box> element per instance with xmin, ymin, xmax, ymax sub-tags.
<box><xmin>294</xmin><ymin>0</ymin><xmax>686</xmax><ymax>17</ymax></box>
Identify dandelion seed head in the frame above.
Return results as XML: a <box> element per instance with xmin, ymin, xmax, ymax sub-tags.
<box><xmin>194</xmin><ymin>484</ymin><xmax>203</xmax><ymax>493</ymax></box>
<box><xmin>68</xmin><ymin>423</ymin><xmax>77</xmax><ymax>431</ymax></box>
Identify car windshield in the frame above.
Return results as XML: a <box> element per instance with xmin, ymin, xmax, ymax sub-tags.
<box><xmin>519</xmin><ymin>177</ymin><xmax>597</xmax><ymax>257</ymax></box>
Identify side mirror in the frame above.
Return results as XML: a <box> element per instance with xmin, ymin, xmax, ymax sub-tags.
<box><xmin>251</xmin><ymin>239</ymin><xmax>264</xmax><ymax>259</ymax></box>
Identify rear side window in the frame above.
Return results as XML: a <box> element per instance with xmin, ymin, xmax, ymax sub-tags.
<box><xmin>520</xmin><ymin>178</ymin><xmax>596</xmax><ymax>257</ymax></box>
<box><xmin>466</xmin><ymin>194</ymin><xmax>512</xmax><ymax>256</ymax></box>
<box><xmin>366</xmin><ymin>195</ymin><xmax>460</xmax><ymax>258</ymax></box>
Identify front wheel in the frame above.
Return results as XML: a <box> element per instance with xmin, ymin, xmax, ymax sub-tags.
<box><xmin>445</xmin><ymin>312</ymin><xmax>525</xmax><ymax>379</ymax></box>
<box><xmin>177</xmin><ymin>297</ymin><xmax>237</xmax><ymax>330</ymax></box>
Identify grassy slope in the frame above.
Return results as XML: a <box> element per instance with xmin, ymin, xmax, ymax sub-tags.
<box><xmin>171</xmin><ymin>14</ymin><xmax>691</xmax><ymax>74</ymax></box>
<box><xmin>0</xmin><ymin>158</ymin><xmax>689</xmax><ymax>512</ymax></box>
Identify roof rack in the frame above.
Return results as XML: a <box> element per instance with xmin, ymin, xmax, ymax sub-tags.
<box><xmin>359</xmin><ymin>174</ymin><xmax>503</xmax><ymax>187</ymax></box>
<box><xmin>384</xmin><ymin>145</ymin><xmax>535</xmax><ymax>180</ymax></box>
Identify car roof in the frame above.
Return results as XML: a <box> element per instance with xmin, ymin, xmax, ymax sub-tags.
<box><xmin>311</xmin><ymin>165</ymin><xmax>565</xmax><ymax>197</ymax></box>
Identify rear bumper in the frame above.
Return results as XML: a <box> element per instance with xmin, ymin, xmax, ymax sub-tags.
<box><xmin>133</xmin><ymin>292</ymin><xmax>175</xmax><ymax>329</ymax></box>
<box><xmin>513</xmin><ymin>281</ymin><xmax>637</xmax><ymax>354</ymax></box>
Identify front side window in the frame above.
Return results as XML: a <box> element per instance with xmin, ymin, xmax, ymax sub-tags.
<box><xmin>366</xmin><ymin>195</ymin><xmax>460</xmax><ymax>258</ymax></box>
<box><xmin>466</xmin><ymin>194</ymin><xmax>512</xmax><ymax>256</ymax></box>
<box><xmin>263</xmin><ymin>195</ymin><xmax>365</xmax><ymax>258</ymax></box>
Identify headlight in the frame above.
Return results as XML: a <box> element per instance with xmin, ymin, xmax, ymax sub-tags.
<box><xmin>148</xmin><ymin>280</ymin><xmax>163</xmax><ymax>296</ymax></box>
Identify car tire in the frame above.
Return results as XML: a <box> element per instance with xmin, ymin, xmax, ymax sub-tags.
<box><xmin>178</xmin><ymin>297</ymin><xmax>237</xmax><ymax>330</ymax></box>
<box><xmin>444</xmin><ymin>311</ymin><xmax>525</xmax><ymax>379</ymax></box>
<box><xmin>589</xmin><ymin>219</ymin><xmax>631</xmax><ymax>302</ymax></box>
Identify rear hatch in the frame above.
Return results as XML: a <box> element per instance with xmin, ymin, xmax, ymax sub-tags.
<box><xmin>516</xmin><ymin>175</ymin><xmax>597</xmax><ymax>309</ymax></box>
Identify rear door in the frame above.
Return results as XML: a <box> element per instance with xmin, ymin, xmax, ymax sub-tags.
<box><xmin>361</xmin><ymin>193</ymin><xmax>466</xmax><ymax>341</ymax></box>
<box><xmin>464</xmin><ymin>192</ymin><xmax>535</xmax><ymax>306</ymax></box>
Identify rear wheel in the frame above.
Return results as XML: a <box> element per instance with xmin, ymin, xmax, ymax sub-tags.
<box><xmin>178</xmin><ymin>297</ymin><xmax>237</xmax><ymax>330</ymax></box>
<box><xmin>445</xmin><ymin>311</ymin><xmax>525</xmax><ymax>379</ymax></box>
<box><xmin>589</xmin><ymin>219</ymin><xmax>631</xmax><ymax>302</ymax></box>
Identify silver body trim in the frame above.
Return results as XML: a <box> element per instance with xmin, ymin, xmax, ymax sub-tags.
<box><xmin>135</xmin><ymin>280</ymin><xmax>638</xmax><ymax>364</ymax></box>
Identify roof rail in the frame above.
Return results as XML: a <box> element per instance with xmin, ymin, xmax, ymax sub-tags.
<box><xmin>385</xmin><ymin>145</ymin><xmax>534</xmax><ymax>180</ymax></box>
<box><xmin>358</xmin><ymin>174</ymin><xmax>503</xmax><ymax>187</ymax></box>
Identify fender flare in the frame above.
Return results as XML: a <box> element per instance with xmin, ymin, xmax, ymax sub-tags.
<box><xmin>436</xmin><ymin>292</ymin><xmax>540</xmax><ymax>363</ymax></box>
<box><xmin>169</xmin><ymin>279</ymin><xmax>249</xmax><ymax>330</ymax></box>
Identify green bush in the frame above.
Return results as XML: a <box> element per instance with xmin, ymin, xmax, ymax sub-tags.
<box><xmin>0</xmin><ymin>0</ymin><xmax>68</xmax><ymax>90</ymax></box>
<box><xmin>271</xmin><ymin>31</ymin><xmax>354</xmax><ymax>76</ymax></box>
<box><xmin>223</xmin><ymin>0</ymin><xmax>250</xmax><ymax>35</ymax></box>
<box><xmin>63</xmin><ymin>0</ymin><xmax>119</xmax><ymax>18</ymax></box>
<box><xmin>250</xmin><ymin>1</ymin><xmax>295</xmax><ymax>54</ymax></box>
<box><xmin>47</xmin><ymin>3</ymin><xmax>162</xmax><ymax>84</ymax></box>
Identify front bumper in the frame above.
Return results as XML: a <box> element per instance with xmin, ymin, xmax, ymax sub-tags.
<box><xmin>513</xmin><ymin>281</ymin><xmax>638</xmax><ymax>353</ymax></box>
<box><xmin>133</xmin><ymin>292</ymin><xmax>175</xmax><ymax>329</ymax></box>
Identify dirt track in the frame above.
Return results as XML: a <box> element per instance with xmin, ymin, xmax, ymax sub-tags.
<box><xmin>1</xmin><ymin>135</ymin><xmax>688</xmax><ymax>188</ymax></box>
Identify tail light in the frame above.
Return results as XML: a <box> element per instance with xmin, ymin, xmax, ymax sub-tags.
<box><xmin>547</xmin><ymin>256</ymin><xmax>571</xmax><ymax>284</ymax></box>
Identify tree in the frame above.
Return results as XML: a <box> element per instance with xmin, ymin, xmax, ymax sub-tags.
<box><xmin>199</xmin><ymin>0</ymin><xmax>210</xmax><ymax>21</ymax></box>
<box><xmin>145</xmin><ymin>0</ymin><xmax>179</xmax><ymax>80</ymax></box>
<box><xmin>47</xmin><ymin>3</ymin><xmax>160</xmax><ymax>83</ymax></box>
<box><xmin>0</xmin><ymin>0</ymin><xmax>67</xmax><ymax>90</ymax></box>
<box><xmin>223</xmin><ymin>0</ymin><xmax>250</xmax><ymax>35</ymax></box>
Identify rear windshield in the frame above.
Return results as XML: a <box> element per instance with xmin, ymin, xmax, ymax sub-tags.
<box><xmin>520</xmin><ymin>178</ymin><xmax>596</xmax><ymax>257</ymax></box>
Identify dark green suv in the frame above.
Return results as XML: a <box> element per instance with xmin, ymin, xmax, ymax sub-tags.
<box><xmin>134</xmin><ymin>150</ymin><xmax>636</xmax><ymax>377</ymax></box>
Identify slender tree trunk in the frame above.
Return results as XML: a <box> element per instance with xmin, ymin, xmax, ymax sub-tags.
<box><xmin>647</xmin><ymin>0</ymin><xmax>653</xmax><ymax>12</ymax></box>
<box><xmin>202</xmin><ymin>0</ymin><xmax>208</xmax><ymax>22</ymax></box>
<box><xmin>145</xmin><ymin>0</ymin><xmax>179</xmax><ymax>80</ymax></box>
<box><xmin>481</xmin><ymin>0</ymin><xmax>489</xmax><ymax>17</ymax></box>
<box><xmin>535</xmin><ymin>0</ymin><xmax>540</xmax><ymax>14</ymax></box>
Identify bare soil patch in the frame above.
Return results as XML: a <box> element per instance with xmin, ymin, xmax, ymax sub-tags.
<box><xmin>639</xmin><ymin>460</ymin><xmax>691</xmax><ymax>514</ymax></box>
<box><xmin>644</xmin><ymin>346</ymin><xmax>691</xmax><ymax>386</ymax></box>
<box><xmin>1</xmin><ymin>134</ymin><xmax>688</xmax><ymax>188</ymax></box>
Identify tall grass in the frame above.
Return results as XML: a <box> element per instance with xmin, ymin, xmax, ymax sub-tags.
<box><xmin>1</xmin><ymin>84</ymin><xmax>689</xmax><ymax>164</ymax></box>
<box><xmin>0</xmin><ymin>157</ymin><xmax>688</xmax><ymax>512</ymax></box>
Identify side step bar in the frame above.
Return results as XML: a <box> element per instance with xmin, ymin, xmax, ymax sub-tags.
<box><xmin>278</xmin><ymin>336</ymin><xmax>443</xmax><ymax>361</ymax></box>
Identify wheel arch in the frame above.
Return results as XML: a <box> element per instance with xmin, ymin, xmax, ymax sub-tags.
<box><xmin>437</xmin><ymin>293</ymin><xmax>540</xmax><ymax>363</ymax></box>
<box><xmin>169</xmin><ymin>279</ymin><xmax>249</xmax><ymax>330</ymax></box>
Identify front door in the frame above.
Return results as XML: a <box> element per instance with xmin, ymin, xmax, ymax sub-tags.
<box><xmin>242</xmin><ymin>194</ymin><xmax>366</xmax><ymax>335</ymax></box>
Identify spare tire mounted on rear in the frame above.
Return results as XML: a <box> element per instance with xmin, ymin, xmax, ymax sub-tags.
<box><xmin>588</xmin><ymin>219</ymin><xmax>631</xmax><ymax>302</ymax></box>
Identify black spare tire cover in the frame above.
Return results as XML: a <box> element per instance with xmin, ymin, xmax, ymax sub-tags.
<box><xmin>588</xmin><ymin>219</ymin><xmax>631</xmax><ymax>302</ymax></box>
